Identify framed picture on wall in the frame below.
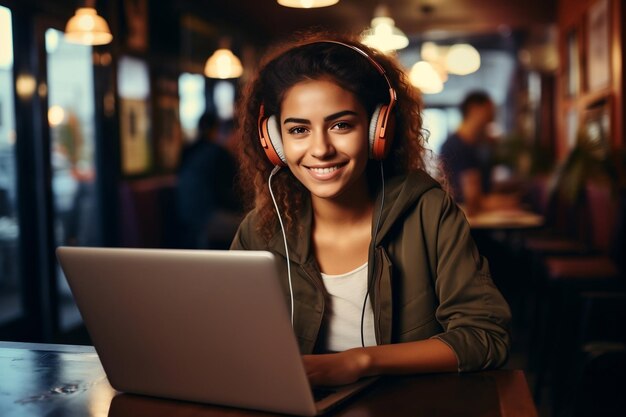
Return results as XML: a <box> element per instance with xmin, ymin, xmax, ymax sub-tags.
<box><xmin>582</xmin><ymin>99</ymin><xmax>612</xmax><ymax>152</ymax></box>
<box><xmin>120</xmin><ymin>98</ymin><xmax>152</xmax><ymax>175</ymax></box>
<box><xmin>122</xmin><ymin>0</ymin><xmax>148</xmax><ymax>53</ymax></box>
<box><xmin>118</xmin><ymin>56</ymin><xmax>151</xmax><ymax>176</ymax></box>
<box><xmin>155</xmin><ymin>94</ymin><xmax>182</xmax><ymax>172</ymax></box>
<box><xmin>566</xmin><ymin>108</ymin><xmax>579</xmax><ymax>150</ymax></box>
<box><xmin>586</xmin><ymin>0</ymin><xmax>611</xmax><ymax>92</ymax></box>
<box><xmin>565</xmin><ymin>29</ymin><xmax>580</xmax><ymax>97</ymax></box>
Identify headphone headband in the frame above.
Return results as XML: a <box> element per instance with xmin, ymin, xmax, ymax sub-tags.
<box><xmin>314</xmin><ymin>41</ymin><xmax>390</xmax><ymax>85</ymax></box>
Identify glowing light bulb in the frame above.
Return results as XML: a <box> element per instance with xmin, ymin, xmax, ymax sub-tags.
<box><xmin>409</xmin><ymin>61</ymin><xmax>444</xmax><ymax>94</ymax></box>
<box><xmin>446</xmin><ymin>44</ymin><xmax>481</xmax><ymax>75</ymax></box>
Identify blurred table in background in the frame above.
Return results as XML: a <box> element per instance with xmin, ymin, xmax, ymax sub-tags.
<box><xmin>464</xmin><ymin>207</ymin><xmax>544</xmax><ymax>231</ymax></box>
<box><xmin>462</xmin><ymin>206</ymin><xmax>545</xmax><ymax>330</ymax></box>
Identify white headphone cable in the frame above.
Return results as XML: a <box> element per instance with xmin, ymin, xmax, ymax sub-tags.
<box><xmin>268</xmin><ymin>165</ymin><xmax>295</xmax><ymax>328</ymax></box>
<box><xmin>361</xmin><ymin>161</ymin><xmax>385</xmax><ymax>347</ymax></box>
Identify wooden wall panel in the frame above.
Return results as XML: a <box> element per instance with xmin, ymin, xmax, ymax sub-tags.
<box><xmin>556</xmin><ymin>0</ymin><xmax>624</xmax><ymax>159</ymax></box>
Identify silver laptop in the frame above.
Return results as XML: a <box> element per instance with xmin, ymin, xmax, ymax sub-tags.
<box><xmin>56</xmin><ymin>247</ymin><xmax>375</xmax><ymax>416</ymax></box>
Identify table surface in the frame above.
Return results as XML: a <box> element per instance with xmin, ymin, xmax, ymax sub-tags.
<box><xmin>0</xmin><ymin>341</ymin><xmax>538</xmax><ymax>417</ymax></box>
<box><xmin>464</xmin><ymin>207</ymin><xmax>544</xmax><ymax>230</ymax></box>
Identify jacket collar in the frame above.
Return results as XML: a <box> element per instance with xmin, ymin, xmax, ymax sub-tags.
<box><xmin>268</xmin><ymin>199</ymin><xmax>315</xmax><ymax>265</ymax></box>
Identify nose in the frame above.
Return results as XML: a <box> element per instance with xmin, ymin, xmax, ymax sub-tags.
<box><xmin>309</xmin><ymin>130</ymin><xmax>335</xmax><ymax>159</ymax></box>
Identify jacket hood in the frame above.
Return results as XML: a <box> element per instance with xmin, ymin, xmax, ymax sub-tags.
<box><xmin>268</xmin><ymin>170</ymin><xmax>441</xmax><ymax>264</ymax></box>
<box><xmin>374</xmin><ymin>170</ymin><xmax>441</xmax><ymax>243</ymax></box>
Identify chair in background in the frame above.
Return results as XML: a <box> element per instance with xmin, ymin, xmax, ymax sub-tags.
<box><xmin>522</xmin><ymin>168</ymin><xmax>592</xmax><ymax>375</ymax></box>
<box><xmin>523</xmin><ymin>167</ymin><xmax>591</xmax><ymax>258</ymax></box>
<box><xmin>565</xmin><ymin>291</ymin><xmax>626</xmax><ymax>417</ymax></box>
<box><xmin>531</xmin><ymin>182</ymin><xmax>625</xmax><ymax>412</ymax></box>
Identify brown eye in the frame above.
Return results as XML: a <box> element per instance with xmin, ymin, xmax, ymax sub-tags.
<box><xmin>332</xmin><ymin>121</ymin><xmax>352</xmax><ymax>131</ymax></box>
<box><xmin>288</xmin><ymin>126</ymin><xmax>309</xmax><ymax>135</ymax></box>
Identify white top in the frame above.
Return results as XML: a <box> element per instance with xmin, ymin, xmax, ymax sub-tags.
<box><xmin>320</xmin><ymin>262</ymin><xmax>377</xmax><ymax>352</ymax></box>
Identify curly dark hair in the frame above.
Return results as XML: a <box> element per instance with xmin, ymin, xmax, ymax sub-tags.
<box><xmin>235</xmin><ymin>31</ymin><xmax>428</xmax><ymax>241</ymax></box>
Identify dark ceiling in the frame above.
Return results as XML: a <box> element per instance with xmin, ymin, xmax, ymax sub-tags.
<box><xmin>167</xmin><ymin>0</ymin><xmax>557</xmax><ymax>108</ymax></box>
<box><xmin>180</xmin><ymin>0</ymin><xmax>557</xmax><ymax>45</ymax></box>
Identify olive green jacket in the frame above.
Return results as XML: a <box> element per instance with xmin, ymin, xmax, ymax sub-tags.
<box><xmin>230</xmin><ymin>170</ymin><xmax>511</xmax><ymax>372</ymax></box>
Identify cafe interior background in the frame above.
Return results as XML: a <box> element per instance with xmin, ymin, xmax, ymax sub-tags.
<box><xmin>0</xmin><ymin>0</ymin><xmax>624</xmax><ymax>415</ymax></box>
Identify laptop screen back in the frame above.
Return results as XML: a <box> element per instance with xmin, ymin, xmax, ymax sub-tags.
<box><xmin>57</xmin><ymin>247</ymin><xmax>318</xmax><ymax>416</ymax></box>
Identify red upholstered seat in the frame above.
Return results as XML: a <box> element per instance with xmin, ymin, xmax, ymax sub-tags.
<box><xmin>543</xmin><ymin>181</ymin><xmax>621</xmax><ymax>282</ymax></box>
<box><xmin>545</xmin><ymin>256</ymin><xmax>619</xmax><ymax>281</ymax></box>
<box><xmin>525</xmin><ymin>237</ymin><xmax>588</xmax><ymax>256</ymax></box>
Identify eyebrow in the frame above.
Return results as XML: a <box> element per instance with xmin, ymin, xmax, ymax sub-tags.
<box><xmin>283</xmin><ymin>110</ymin><xmax>359</xmax><ymax>125</ymax></box>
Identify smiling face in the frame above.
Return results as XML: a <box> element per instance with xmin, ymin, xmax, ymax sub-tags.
<box><xmin>280</xmin><ymin>79</ymin><xmax>371</xmax><ymax>203</ymax></box>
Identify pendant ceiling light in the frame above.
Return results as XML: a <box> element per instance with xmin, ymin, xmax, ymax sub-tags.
<box><xmin>361</xmin><ymin>5</ymin><xmax>408</xmax><ymax>53</ymax></box>
<box><xmin>445</xmin><ymin>43</ymin><xmax>481</xmax><ymax>75</ymax></box>
<box><xmin>409</xmin><ymin>41</ymin><xmax>481</xmax><ymax>94</ymax></box>
<box><xmin>409</xmin><ymin>61</ymin><xmax>444</xmax><ymax>94</ymax></box>
<box><xmin>277</xmin><ymin>0</ymin><xmax>339</xmax><ymax>8</ymax></box>
<box><xmin>204</xmin><ymin>48</ymin><xmax>243</xmax><ymax>79</ymax></box>
<box><xmin>64</xmin><ymin>1</ymin><xmax>112</xmax><ymax>46</ymax></box>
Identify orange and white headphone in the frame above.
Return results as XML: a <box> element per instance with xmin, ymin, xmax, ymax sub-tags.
<box><xmin>257</xmin><ymin>40</ymin><xmax>398</xmax><ymax>167</ymax></box>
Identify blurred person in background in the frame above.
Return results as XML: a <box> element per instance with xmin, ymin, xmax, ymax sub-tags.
<box><xmin>176</xmin><ymin>111</ymin><xmax>243</xmax><ymax>249</ymax></box>
<box><xmin>52</xmin><ymin>111</ymin><xmax>97</xmax><ymax>246</ymax></box>
<box><xmin>439</xmin><ymin>91</ymin><xmax>519</xmax><ymax>214</ymax></box>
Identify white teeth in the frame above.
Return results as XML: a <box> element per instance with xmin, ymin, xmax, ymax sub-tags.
<box><xmin>310</xmin><ymin>166</ymin><xmax>339</xmax><ymax>174</ymax></box>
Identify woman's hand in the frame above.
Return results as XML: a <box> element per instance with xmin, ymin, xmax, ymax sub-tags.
<box><xmin>302</xmin><ymin>348</ymin><xmax>372</xmax><ymax>386</ymax></box>
<box><xmin>302</xmin><ymin>340</ymin><xmax>458</xmax><ymax>386</ymax></box>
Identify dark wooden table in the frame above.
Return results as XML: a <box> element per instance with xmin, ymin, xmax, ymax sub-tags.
<box><xmin>0</xmin><ymin>341</ymin><xmax>538</xmax><ymax>417</ymax></box>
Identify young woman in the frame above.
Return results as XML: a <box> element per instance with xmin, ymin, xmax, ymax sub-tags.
<box><xmin>231</xmin><ymin>33</ymin><xmax>511</xmax><ymax>387</ymax></box>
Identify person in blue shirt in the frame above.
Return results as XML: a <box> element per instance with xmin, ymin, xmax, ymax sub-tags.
<box><xmin>440</xmin><ymin>91</ymin><xmax>517</xmax><ymax>213</ymax></box>
<box><xmin>440</xmin><ymin>91</ymin><xmax>494</xmax><ymax>202</ymax></box>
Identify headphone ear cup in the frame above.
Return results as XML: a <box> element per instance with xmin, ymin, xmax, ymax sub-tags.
<box><xmin>368</xmin><ymin>104</ymin><xmax>383</xmax><ymax>159</ymax></box>
<box><xmin>369</xmin><ymin>104</ymin><xmax>395</xmax><ymax>160</ymax></box>
<box><xmin>369</xmin><ymin>104</ymin><xmax>396</xmax><ymax>161</ymax></box>
<box><xmin>260</xmin><ymin>115</ymin><xmax>286</xmax><ymax>166</ymax></box>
